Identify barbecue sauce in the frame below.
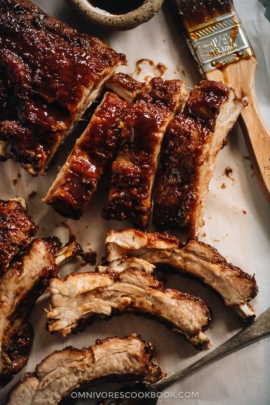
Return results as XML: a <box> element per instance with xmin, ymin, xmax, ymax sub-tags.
<box><xmin>88</xmin><ymin>0</ymin><xmax>145</xmax><ymax>15</ymax></box>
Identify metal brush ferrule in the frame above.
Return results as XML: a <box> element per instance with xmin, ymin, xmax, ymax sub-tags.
<box><xmin>185</xmin><ymin>12</ymin><xmax>253</xmax><ymax>75</ymax></box>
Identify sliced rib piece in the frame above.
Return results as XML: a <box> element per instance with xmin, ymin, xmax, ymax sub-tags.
<box><xmin>105</xmin><ymin>72</ymin><xmax>145</xmax><ymax>103</ymax></box>
<box><xmin>0</xmin><ymin>0</ymin><xmax>126</xmax><ymax>175</ymax></box>
<box><xmin>153</xmin><ymin>80</ymin><xmax>245</xmax><ymax>238</ymax></box>
<box><xmin>104</xmin><ymin>229</ymin><xmax>258</xmax><ymax>321</ymax></box>
<box><xmin>0</xmin><ymin>238</ymin><xmax>59</xmax><ymax>387</ymax></box>
<box><xmin>0</xmin><ymin>198</ymin><xmax>37</xmax><ymax>274</ymax></box>
<box><xmin>44</xmin><ymin>92</ymin><xmax>129</xmax><ymax>219</ymax></box>
<box><xmin>6</xmin><ymin>336</ymin><xmax>163</xmax><ymax>405</ymax></box>
<box><xmin>47</xmin><ymin>268</ymin><xmax>211</xmax><ymax>349</ymax></box>
<box><xmin>102</xmin><ymin>78</ymin><xmax>187</xmax><ymax>228</ymax></box>
<box><xmin>105</xmin><ymin>228</ymin><xmax>180</xmax><ymax>261</ymax></box>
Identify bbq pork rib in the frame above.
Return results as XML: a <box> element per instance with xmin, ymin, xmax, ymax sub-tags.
<box><xmin>0</xmin><ymin>238</ymin><xmax>58</xmax><ymax>387</ymax></box>
<box><xmin>102</xmin><ymin>78</ymin><xmax>187</xmax><ymax>229</ymax></box>
<box><xmin>44</xmin><ymin>92</ymin><xmax>129</xmax><ymax>219</ymax></box>
<box><xmin>153</xmin><ymin>80</ymin><xmax>245</xmax><ymax>238</ymax></box>
<box><xmin>103</xmin><ymin>229</ymin><xmax>258</xmax><ymax>321</ymax></box>
<box><xmin>47</xmin><ymin>268</ymin><xmax>211</xmax><ymax>349</ymax></box>
<box><xmin>0</xmin><ymin>0</ymin><xmax>126</xmax><ymax>175</ymax></box>
<box><xmin>0</xmin><ymin>198</ymin><xmax>37</xmax><ymax>273</ymax></box>
<box><xmin>6</xmin><ymin>336</ymin><xmax>163</xmax><ymax>405</ymax></box>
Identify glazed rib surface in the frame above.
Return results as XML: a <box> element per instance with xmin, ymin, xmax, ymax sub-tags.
<box><xmin>0</xmin><ymin>0</ymin><xmax>126</xmax><ymax>175</ymax></box>
<box><xmin>0</xmin><ymin>198</ymin><xmax>37</xmax><ymax>273</ymax></box>
<box><xmin>44</xmin><ymin>92</ymin><xmax>129</xmax><ymax>219</ymax></box>
<box><xmin>103</xmin><ymin>78</ymin><xmax>186</xmax><ymax>228</ymax></box>
<box><xmin>153</xmin><ymin>80</ymin><xmax>244</xmax><ymax>237</ymax></box>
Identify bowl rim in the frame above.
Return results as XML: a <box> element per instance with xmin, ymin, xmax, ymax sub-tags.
<box><xmin>65</xmin><ymin>0</ymin><xmax>165</xmax><ymax>30</ymax></box>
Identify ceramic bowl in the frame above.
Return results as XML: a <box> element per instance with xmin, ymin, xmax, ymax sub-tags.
<box><xmin>65</xmin><ymin>0</ymin><xmax>165</xmax><ymax>30</ymax></box>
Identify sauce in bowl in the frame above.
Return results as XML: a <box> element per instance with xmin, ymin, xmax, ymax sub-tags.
<box><xmin>88</xmin><ymin>0</ymin><xmax>145</xmax><ymax>15</ymax></box>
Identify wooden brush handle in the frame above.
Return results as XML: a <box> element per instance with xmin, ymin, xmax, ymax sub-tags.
<box><xmin>206</xmin><ymin>56</ymin><xmax>270</xmax><ymax>203</ymax></box>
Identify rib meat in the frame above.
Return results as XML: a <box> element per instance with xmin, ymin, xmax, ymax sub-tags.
<box><xmin>104</xmin><ymin>228</ymin><xmax>258</xmax><ymax>321</ymax></box>
<box><xmin>44</xmin><ymin>92</ymin><xmax>129</xmax><ymax>219</ymax></box>
<box><xmin>5</xmin><ymin>374</ymin><xmax>38</xmax><ymax>405</ymax></box>
<box><xmin>0</xmin><ymin>0</ymin><xmax>126</xmax><ymax>175</ymax></box>
<box><xmin>152</xmin><ymin>80</ymin><xmax>245</xmax><ymax>238</ymax></box>
<box><xmin>5</xmin><ymin>336</ymin><xmax>163</xmax><ymax>405</ymax></box>
<box><xmin>102</xmin><ymin>78</ymin><xmax>187</xmax><ymax>228</ymax></box>
<box><xmin>0</xmin><ymin>198</ymin><xmax>37</xmax><ymax>273</ymax></box>
<box><xmin>105</xmin><ymin>72</ymin><xmax>145</xmax><ymax>103</ymax></box>
<box><xmin>0</xmin><ymin>238</ymin><xmax>59</xmax><ymax>387</ymax></box>
<box><xmin>47</xmin><ymin>268</ymin><xmax>211</xmax><ymax>349</ymax></box>
<box><xmin>97</xmin><ymin>256</ymin><xmax>156</xmax><ymax>274</ymax></box>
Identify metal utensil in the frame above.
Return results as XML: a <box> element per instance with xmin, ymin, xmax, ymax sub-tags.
<box><xmin>97</xmin><ymin>306</ymin><xmax>270</xmax><ymax>405</ymax></box>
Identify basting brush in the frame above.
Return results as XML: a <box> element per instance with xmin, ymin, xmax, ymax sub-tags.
<box><xmin>173</xmin><ymin>0</ymin><xmax>270</xmax><ymax>203</ymax></box>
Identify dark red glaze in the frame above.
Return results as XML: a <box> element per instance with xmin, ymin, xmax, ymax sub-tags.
<box><xmin>45</xmin><ymin>92</ymin><xmax>129</xmax><ymax>219</ymax></box>
<box><xmin>0</xmin><ymin>199</ymin><xmax>37</xmax><ymax>273</ymax></box>
<box><xmin>107</xmin><ymin>72</ymin><xmax>145</xmax><ymax>95</ymax></box>
<box><xmin>0</xmin><ymin>0</ymin><xmax>126</xmax><ymax>174</ymax></box>
<box><xmin>152</xmin><ymin>115</ymin><xmax>205</xmax><ymax>233</ymax></box>
<box><xmin>153</xmin><ymin>80</ymin><xmax>229</xmax><ymax>235</ymax></box>
<box><xmin>81</xmin><ymin>250</ymin><xmax>97</xmax><ymax>266</ymax></box>
<box><xmin>184</xmin><ymin>80</ymin><xmax>229</xmax><ymax>130</ymax></box>
<box><xmin>103</xmin><ymin>78</ymin><xmax>183</xmax><ymax>228</ymax></box>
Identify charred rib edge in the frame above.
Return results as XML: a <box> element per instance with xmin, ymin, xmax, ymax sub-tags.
<box><xmin>0</xmin><ymin>238</ymin><xmax>57</xmax><ymax>387</ymax></box>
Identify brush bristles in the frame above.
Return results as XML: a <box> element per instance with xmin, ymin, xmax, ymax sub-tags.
<box><xmin>175</xmin><ymin>0</ymin><xmax>235</xmax><ymax>29</ymax></box>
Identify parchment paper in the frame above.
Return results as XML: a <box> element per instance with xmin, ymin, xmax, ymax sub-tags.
<box><xmin>0</xmin><ymin>0</ymin><xmax>269</xmax><ymax>404</ymax></box>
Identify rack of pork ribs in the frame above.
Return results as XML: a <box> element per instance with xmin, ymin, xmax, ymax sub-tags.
<box><xmin>0</xmin><ymin>0</ymin><xmax>245</xmax><ymax>236</ymax></box>
<box><xmin>43</xmin><ymin>72</ymin><xmax>244</xmax><ymax>238</ymax></box>
<box><xmin>0</xmin><ymin>0</ymin><xmax>126</xmax><ymax>175</ymax></box>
